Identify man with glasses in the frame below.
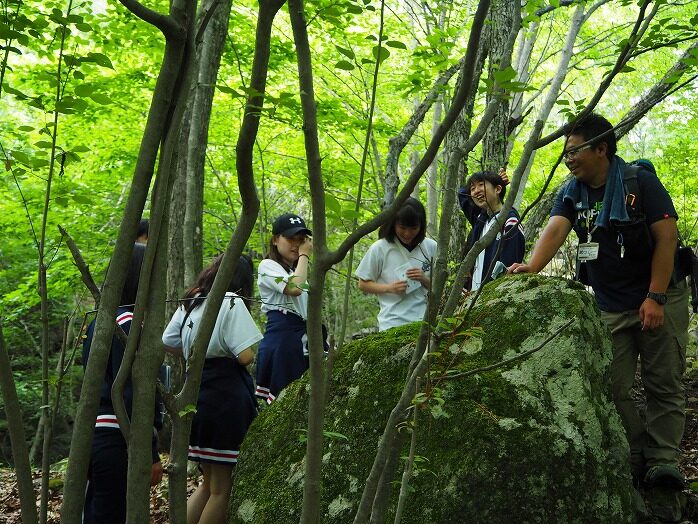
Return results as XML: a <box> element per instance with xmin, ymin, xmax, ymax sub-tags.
<box><xmin>509</xmin><ymin>113</ymin><xmax>689</xmax><ymax>499</ymax></box>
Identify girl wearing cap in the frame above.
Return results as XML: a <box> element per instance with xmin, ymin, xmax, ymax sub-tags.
<box><xmin>162</xmin><ymin>254</ymin><xmax>262</xmax><ymax>524</ymax></box>
<box><xmin>355</xmin><ymin>197</ymin><xmax>437</xmax><ymax>331</ymax></box>
<box><xmin>255</xmin><ymin>213</ymin><xmax>313</xmax><ymax>404</ymax></box>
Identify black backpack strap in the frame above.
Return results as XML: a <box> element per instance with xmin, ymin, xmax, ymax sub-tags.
<box><xmin>622</xmin><ymin>164</ymin><xmax>641</xmax><ymax>216</ymax></box>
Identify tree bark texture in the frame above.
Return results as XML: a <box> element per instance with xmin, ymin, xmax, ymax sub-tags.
<box><xmin>0</xmin><ymin>322</ymin><xmax>38</xmax><ymax>524</ymax></box>
<box><xmin>481</xmin><ymin>0</ymin><xmax>514</xmax><ymax>172</ymax></box>
<box><xmin>183</xmin><ymin>0</ymin><xmax>233</xmax><ymax>284</ymax></box>
<box><xmin>287</xmin><ymin>0</ymin><xmax>331</xmax><ymax>521</ymax></box>
<box><xmin>165</xmin><ymin>0</ymin><xmax>282</xmax><ymax>520</ymax></box>
<box><xmin>60</xmin><ymin>1</ymin><xmax>191</xmax><ymax>520</ymax></box>
<box><xmin>167</xmin><ymin>102</ymin><xmax>190</xmax><ymax>319</ymax></box>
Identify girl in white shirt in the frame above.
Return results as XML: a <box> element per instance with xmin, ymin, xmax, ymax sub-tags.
<box><xmin>355</xmin><ymin>198</ymin><xmax>437</xmax><ymax>331</ymax></box>
<box><xmin>255</xmin><ymin>213</ymin><xmax>313</xmax><ymax>404</ymax></box>
<box><xmin>162</xmin><ymin>254</ymin><xmax>262</xmax><ymax>524</ymax></box>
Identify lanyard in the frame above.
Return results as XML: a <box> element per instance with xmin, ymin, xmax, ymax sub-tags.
<box><xmin>585</xmin><ymin>215</ymin><xmax>598</xmax><ymax>243</ymax></box>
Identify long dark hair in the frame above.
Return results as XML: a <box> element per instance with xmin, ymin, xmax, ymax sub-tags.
<box><xmin>378</xmin><ymin>197</ymin><xmax>427</xmax><ymax>246</ymax></box>
<box><xmin>120</xmin><ymin>243</ymin><xmax>146</xmax><ymax>308</ymax></box>
<box><xmin>182</xmin><ymin>254</ymin><xmax>254</xmax><ymax>313</ymax></box>
<box><xmin>266</xmin><ymin>235</ymin><xmax>291</xmax><ymax>271</ymax></box>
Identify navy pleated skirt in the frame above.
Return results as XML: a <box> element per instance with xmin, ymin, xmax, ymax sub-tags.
<box><xmin>188</xmin><ymin>357</ymin><xmax>257</xmax><ymax>465</ymax></box>
<box><xmin>255</xmin><ymin>310</ymin><xmax>309</xmax><ymax>403</ymax></box>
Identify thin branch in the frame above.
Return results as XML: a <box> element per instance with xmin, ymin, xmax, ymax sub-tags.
<box><xmin>392</xmin><ymin>377</ymin><xmax>420</xmax><ymax>524</ymax></box>
<box><xmin>437</xmin><ymin>319</ymin><xmax>575</xmax><ymax>381</ymax></box>
<box><xmin>118</xmin><ymin>0</ymin><xmax>177</xmax><ymax>36</ymax></box>
<box><xmin>535</xmin><ymin>0</ymin><xmax>654</xmax><ymax>149</ymax></box>
<box><xmin>195</xmin><ymin>0</ymin><xmax>222</xmax><ymax>43</ymax></box>
<box><xmin>58</xmin><ymin>226</ymin><xmax>101</xmax><ymax>306</ymax></box>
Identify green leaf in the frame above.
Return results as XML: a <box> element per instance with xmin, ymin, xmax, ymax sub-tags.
<box><xmin>323</xmin><ymin>431</ymin><xmax>349</xmax><ymax>441</ymax></box>
<box><xmin>335</xmin><ymin>60</ymin><xmax>355</xmax><ymax>71</ymax></box>
<box><xmin>10</xmin><ymin>150</ymin><xmax>31</xmax><ymax>164</ymax></box>
<box><xmin>4</xmin><ymin>85</ymin><xmax>29</xmax><ymax>100</ymax></box>
<box><xmin>335</xmin><ymin>45</ymin><xmax>355</xmax><ymax>60</ymax></box>
<box><xmin>325</xmin><ymin>193</ymin><xmax>342</xmax><ymax>214</ymax></box>
<box><xmin>493</xmin><ymin>66</ymin><xmax>517</xmax><ymax>83</ymax></box>
<box><xmin>85</xmin><ymin>52</ymin><xmax>114</xmax><ymax>69</ymax></box>
<box><xmin>323</xmin><ymin>6</ymin><xmax>342</xmax><ymax>16</ymax></box>
<box><xmin>34</xmin><ymin>140</ymin><xmax>53</xmax><ymax>149</ymax></box>
<box><xmin>385</xmin><ymin>40</ymin><xmax>407</xmax><ymax>50</ymax></box>
<box><xmin>372</xmin><ymin>45</ymin><xmax>390</xmax><ymax>64</ymax></box>
<box><xmin>341</xmin><ymin>208</ymin><xmax>361</xmax><ymax>220</ymax></box>
<box><xmin>89</xmin><ymin>93</ymin><xmax>113</xmax><ymax>105</ymax></box>
<box><xmin>74</xmin><ymin>84</ymin><xmax>94</xmax><ymax>97</ymax></box>
<box><xmin>178</xmin><ymin>404</ymin><xmax>197</xmax><ymax>417</ymax></box>
<box><xmin>18</xmin><ymin>126</ymin><xmax>34</xmax><ymax>132</ymax></box>
<box><xmin>72</xmin><ymin>194</ymin><xmax>93</xmax><ymax>205</ymax></box>
<box><xmin>216</xmin><ymin>85</ymin><xmax>244</xmax><ymax>97</ymax></box>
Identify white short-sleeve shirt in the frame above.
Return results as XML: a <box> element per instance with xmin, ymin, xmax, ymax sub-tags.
<box><xmin>355</xmin><ymin>237</ymin><xmax>437</xmax><ymax>331</ymax></box>
<box><xmin>162</xmin><ymin>292</ymin><xmax>263</xmax><ymax>360</ymax></box>
<box><xmin>257</xmin><ymin>259</ymin><xmax>308</xmax><ymax>320</ymax></box>
<box><xmin>471</xmin><ymin>213</ymin><xmax>500</xmax><ymax>291</ymax></box>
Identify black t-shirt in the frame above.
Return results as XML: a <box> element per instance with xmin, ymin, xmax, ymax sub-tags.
<box><xmin>550</xmin><ymin>168</ymin><xmax>677</xmax><ymax>312</ymax></box>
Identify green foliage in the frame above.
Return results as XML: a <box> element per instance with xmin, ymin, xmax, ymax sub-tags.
<box><xmin>0</xmin><ymin>0</ymin><xmax>697</xmax><ymax>471</ymax></box>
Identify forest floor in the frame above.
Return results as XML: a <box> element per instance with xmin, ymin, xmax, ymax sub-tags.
<box><xmin>3</xmin><ymin>374</ymin><xmax>698</xmax><ymax>523</ymax></box>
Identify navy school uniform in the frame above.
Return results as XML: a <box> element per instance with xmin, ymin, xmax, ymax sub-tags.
<box><xmin>162</xmin><ymin>293</ymin><xmax>263</xmax><ymax>465</ymax></box>
<box><xmin>188</xmin><ymin>358</ymin><xmax>258</xmax><ymax>463</ymax></box>
<box><xmin>255</xmin><ymin>258</ymin><xmax>331</xmax><ymax>403</ymax></box>
<box><xmin>82</xmin><ymin>308</ymin><xmax>161</xmax><ymax>524</ymax></box>
<box><xmin>255</xmin><ymin>310</ymin><xmax>310</xmax><ymax>403</ymax></box>
<box><xmin>457</xmin><ymin>187</ymin><xmax>525</xmax><ymax>290</ymax></box>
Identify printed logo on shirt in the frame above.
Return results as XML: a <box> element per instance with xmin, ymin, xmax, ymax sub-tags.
<box><xmin>576</xmin><ymin>201</ymin><xmax>603</xmax><ymax>226</ymax></box>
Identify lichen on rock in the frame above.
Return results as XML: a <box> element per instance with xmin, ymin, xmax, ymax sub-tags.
<box><xmin>230</xmin><ymin>275</ymin><xmax>636</xmax><ymax>523</ymax></box>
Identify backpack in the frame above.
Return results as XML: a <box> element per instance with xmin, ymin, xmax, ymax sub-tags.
<box><xmin>622</xmin><ymin>160</ymin><xmax>698</xmax><ymax>312</ymax></box>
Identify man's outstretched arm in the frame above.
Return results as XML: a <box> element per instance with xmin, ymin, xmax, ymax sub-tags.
<box><xmin>509</xmin><ymin>216</ymin><xmax>573</xmax><ymax>274</ymax></box>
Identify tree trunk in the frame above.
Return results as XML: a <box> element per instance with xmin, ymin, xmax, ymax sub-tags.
<box><xmin>167</xmin><ymin>103</ymin><xmax>190</xmax><ymax>318</ymax></box>
<box><xmin>0</xmin><ymin>322</ymin><xmax>38</xmax><ymax>524</ymax></box>
<box><xmin>508</xmin><ymin>21</ymin><xmax>539</xmax><ymax>208</ymax></box>
<box><xmin>183</xmin><ymin>0</ymin><xmax>233</xmax><ymax>283</ymax></box>
<box><xmin>426</xmin><ymin>95</ymin><xmax>442</xmax><ymax>235</ymax></box>
<box><xmin>165</xmin><ymin>1</ymin><xmax>282</xmax><ymax>521</ymax></box>
<box><xmin>481</xmin><ymin>0</ymin><xmax>515</xmax><ymax>171</ymax></box>
<box><xmin>445</xmin><ymin>48</ymin><xmax>486</xmax><ymax>265</ymax></box>
<box><xmin>60</xmin><ymin>3</ymin><xmax>192</xmax><ymax>520</ymax></box>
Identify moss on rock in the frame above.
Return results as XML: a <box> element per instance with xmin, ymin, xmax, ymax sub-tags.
<box><xmin>230</xmin><ymin>275</ymin><xmax>635</xmax><ymax>523</ymax></box>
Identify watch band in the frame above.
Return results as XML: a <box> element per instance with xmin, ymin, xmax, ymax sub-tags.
<box><xmin>646</xmin><ymin>291</ymin><xmax>667</xmax><ymax>305</ymax></box>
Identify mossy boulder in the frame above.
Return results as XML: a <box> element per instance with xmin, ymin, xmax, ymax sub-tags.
<box><xmin>231</xmin><ymin>275</ymin><xmax>635</xmax><ymax>523</ymax></box>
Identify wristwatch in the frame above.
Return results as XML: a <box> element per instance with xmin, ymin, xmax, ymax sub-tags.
<box><xmin>646</xmin><ymin>291</ymin><xmax>668</xmax><ymax>305</ymax></box>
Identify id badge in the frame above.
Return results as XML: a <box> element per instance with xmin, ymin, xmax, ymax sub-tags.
<box><xmin>577</xmin><ymin>242</ymin><xmax>599</xmax><ymax>262</ymax></box>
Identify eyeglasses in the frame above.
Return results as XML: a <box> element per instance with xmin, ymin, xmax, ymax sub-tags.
<box><xmin>562</xmin><ymin>144</ymin><xmax>593</xmax><ymax>161</ymax></box>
